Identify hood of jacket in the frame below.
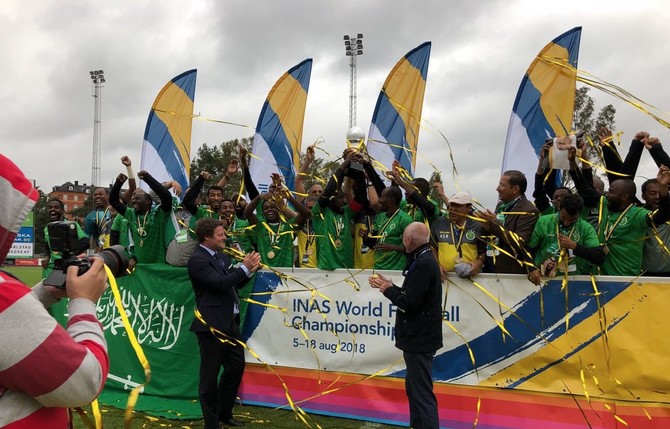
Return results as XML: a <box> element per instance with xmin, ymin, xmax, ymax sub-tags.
<box><xmin>0</xmin><ymin>155</ymin><xmax>38</xmax><ymax>265</ymax></box>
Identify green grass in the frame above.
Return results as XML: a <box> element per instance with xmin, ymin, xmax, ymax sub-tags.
<box><xmin>74</xmin><ymin>404</ymin><xmax>398</xmax><ymax>429</ymax></box>
<box><xmin>3</xmin><ymin>265</ymin><xmax>43</xmax><ymax>286</ymax></box>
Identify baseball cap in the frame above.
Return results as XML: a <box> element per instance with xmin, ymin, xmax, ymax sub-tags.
<box><xmin>449</xmin><ymin>192</ymin><xmax>473</xmax><ymax>205</ymax></box>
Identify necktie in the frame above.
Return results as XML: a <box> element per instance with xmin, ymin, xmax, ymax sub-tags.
<box><xmin>215</xmin><ymin>253</ymin><xmax>240</xmax><ymax>314</ymax></box>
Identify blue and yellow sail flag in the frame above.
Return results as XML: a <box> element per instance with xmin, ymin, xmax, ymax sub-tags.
<box><xmin>249</xmin><ymin>59</ymin><xmax>312</xmax><ymax>193</ymax></box>
<box><xmin>140</xmin><ymin>69</ymin><xmax>197</xmax><ymax>195</ymax></box>
<box><xmin>502</xmin><ymin>27</ymin><xmax>581</xmax><ymax>180</ymax></box>
<box><xmin>367</xmin><ymin>42</ymin><xmax>431</xmax><ymax>177</ymax></box>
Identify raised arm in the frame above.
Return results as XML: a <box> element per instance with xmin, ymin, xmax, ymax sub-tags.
<box><xmin>295</xmin><ymin>144</ymin><xmax>315</xmax><ymax>197</ymax></box>
<box><xmin>240</xmin><ymin>147</ymin><xmax>259</xmax><ymax>201</ymax></box>
<box><xmin>109</xmin><ymin>173</ymin><xmax>128</xmax><ymax>216</ymax></box>
<box><xmin>139</xmin><ymin>170</ymin><xmax>172</xmax><ymax>212</ymax></box>
<box><xmin>216</xmin><ymin>158</ymin><xmax>239</xmax><ymax>188</ymax></box>
<box><xmin>120</xmin><ymin>156</ymin><xmax>137</xmax><ymax>204</ymax></box>
<box><xmin>183</xmin><ymin>171</ymin><xmax>210</xmax><ymax>215</ymax></box>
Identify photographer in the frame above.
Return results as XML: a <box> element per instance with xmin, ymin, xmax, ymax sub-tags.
<box><xmin>0</xmin><ymin>155</ymin><xmax>109</xmax><ymax>428</ymax></box>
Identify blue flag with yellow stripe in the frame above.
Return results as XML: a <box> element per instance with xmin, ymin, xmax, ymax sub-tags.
<box><xmin>367</xmin><ymin>42</ymin><xmax>431</xmax><ymax>177</ymax></box>
<box><xmin>249</xmin><ymin>59</ymin><xmax>312</xmax><ymax>193</ymax></box>
<box><xmin>140</xmin><ymin>69</ymin><xmax>197</xmax><ymax>195</ymax></box>
<box><xmin>502</xmin><ymin>27</ymin><xmax>581</xmax><ymax>180</ymax></box>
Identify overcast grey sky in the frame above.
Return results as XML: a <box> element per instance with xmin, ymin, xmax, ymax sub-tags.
<box><xmin>2</xmin><ymin>0</ymin><xmax>669</xmax><ymax>209</ymax></box>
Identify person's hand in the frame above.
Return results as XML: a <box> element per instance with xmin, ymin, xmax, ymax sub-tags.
<box><xmin>43</xmin><ymin>285</ymin><xmax>69</xmax><ymax>301</ymax></box>
<box><xmin>634</xmin><ymin>130</ymin><xmax>650</xmax><ymax>142</ymax></box>
<box><xmin>657</xmin><ymin>164</ymin><xmax>670</xmax><ymax>187</ymax></box>
<box><xmin>260</xmin><ymin>192</ymin><xmax>272</xmax><ymax>201</ymax></box>
<box><xmin>121</xmin><ymin>156</ymin><xmax>132</xmax><ymax>166</ymax></box>
<box><xmin>128</xmin><ymin>258</ymin><xmax>137</xmax><ymax>273</ymax></box>
<box><xmin>116</xmin><ymin>173</ymin><xmax>128</xmax><ymax>183</ymax></box>
<box><xmin>242</xmin><ymin>251</ymin><xmax>262</xmax><ymax>273</ymax></box>
<box><xmin>540</xmin><ymin>142</ymin><xmax>552</xmax><ymax>159</ymax></box>
<box><xmin>358</xmin><ymin>228</ymin><xmax>369</xmax><ymax>239</ymax></box>
<box><xmin>306</xmin><ymin>145</ymin><xmax>315</xmax><ymax>163</ymax></box>
<box><xmin>369</xmin><ymin>273</ymin><xmax>393</xmax><ymax>293</ymax></box>
<box><xmin>138</xmin><ymin>170</ymin><xmax>148</xmax><ymax>180</ymax></box>
<box><xmin>386</xmin><ymin>170</ymin><xmax>401</xmax><ymax>183</ymax></box>
<box><xmin>200</xmin><ymin>171</ymin><xmax>212</xmax><ymax>180</ymax></box>
<box><xmin>474</xmin><ymin>209</ymin><xmax>496</xmax><ymax>223</ymax></box>
<box><xmin>66</xmin><ymin>257</ymin><xmax>108</xmax><ymax>302</ymax></box>
<box><xmin>227</xmin><ymin>159</ymin><xmax>239</xmax><ymax>176</ymax></box>
<box><xmin>239</xmin><ymin>147</ymin><xmax>248</xmax><ymax>168</ymax></box>
<box><xmin>171</xmin><ymin>181</ymin><xmax>183</xmax><ymax>196</ymax></box>
<box><xmin>439</xmin><ymin>266</ymin><xmax>448</xmax><ymax>282</ymax></box>
<box><xmin>566</xmin><ymin>146</ymin><xmax>577</xmax><ymax>162</ymax></box>
<box><xmin>646</xmin><ymin>136</ymin><xmax>661</xmax><ymax>150</ymax></box>
<box><xmin>432</xmin><ymin>181</ymin><xmax>445</xmax><ymax>196</ymax></box>
<box><xmin>468</xmin><ymin>259</ymin><xmax>484</xmax><ymax>276</ymax></box>
<box><xmin>528</xmin><ymin>269</ymin><xmax>542</xmax><ymax>285</ymax></box>
<box><xmin>558</xmin><ymin>234</ymin><xmax>577</xmax><ymax>250</ymax></box>
<box><xmin>375</xmin><ymin>243</ymin><xmax>401</xmax><ymax>252</ymax></box>
<box><xmin>597</xmin><ymin>128</ymin><xmax>613</xmax><ymax>146</ymax></box>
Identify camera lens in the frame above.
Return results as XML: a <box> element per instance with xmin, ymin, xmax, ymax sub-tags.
<box><xmin>92</xmin><ymin>245</ymin><xmax>130</xmax><ymax>278</ymax></box>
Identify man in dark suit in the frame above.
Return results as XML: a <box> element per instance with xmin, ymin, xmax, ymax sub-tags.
<box><xmin>369</xmin><ymin>222</ymin><xmax>443</xmax><ymax>429</ymax></box>
<box><xmin>187</xmin><ymin>217</ymin><xmax>261</xmax><ymax>429</ymax></box>
<box><xmin>476</xmin><ymin>170</ymin><xmax>539</xmax><ymax>274</ymax></box>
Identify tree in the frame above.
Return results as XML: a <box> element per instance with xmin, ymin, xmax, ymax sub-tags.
<box><xmin>571</xmin><ymin>86</ymin><xmax>616</xmax><ymax>182</ymax></box>
<box><xmin>189</xmin><ymin>137</ymin><xmax>340</xmax><ymax>197</ymax></box>
<box><xmin>189</xmin><ymin>137</ymin><xmax>253</xmax><ymax>196</ymax></box>
<box><xmin>33</xmin><ymin>188</ymin><xmax>50</xmax><ymax>256</ymax></box>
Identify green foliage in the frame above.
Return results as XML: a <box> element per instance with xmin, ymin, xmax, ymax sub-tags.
<box><xmin>573</xmin><ymin>86</ymin><xmax>616</xmax><ymax>170</ymax></box>
<box><xmin>189</xmin><ymin>137</ymin><xmax>341</xmax><ymax>197</ymax></box>
<box><xmin>298</xmin><ymin>152</ymin><xmax>340</xmax><ymax>192</ymax></box>
<box><xmin>70</xmin><ymin>195</ymin><xmax>94</xmax><ymax>221</ymax></box>
<box><xmin>190</xmin><ymin>137</ymin><xmax>253</xmax><ymax>197</ymax></box>
<box><xmin>33</xmin><ymin>188</ymin><xmax>49</xmax><ymax>255</ymax></box>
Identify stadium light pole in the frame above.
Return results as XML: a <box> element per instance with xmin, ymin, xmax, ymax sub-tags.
<box><xmin>343</xmin><ymin>33</ymin><xmax>363</xmax><ymax>128</ymax></box>
<box><xmin>89</xmin><ymin>70</ymin><xmax>105</xmax><ymax>187</ymax></box>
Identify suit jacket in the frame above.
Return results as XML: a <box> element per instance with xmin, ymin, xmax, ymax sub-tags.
<box><xmin>383</xmin><ymin>244</ymin><xmax>443</xmax><ymax>353</ymax></box>
<box><xmin>187</xmin><ymin>245</ymin><xmax>251</xmax><ymax>333</ymax></box>
<box><xmin>488</xmin><ymin>195</ymin><xmax>539</xmax><ymax>274</ymax></box>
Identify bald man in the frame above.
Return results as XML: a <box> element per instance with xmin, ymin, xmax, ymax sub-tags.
<box><xmin>369</xmin><ymin>221</ymin><xmax>442</xmax><ymax>429</ymax></box>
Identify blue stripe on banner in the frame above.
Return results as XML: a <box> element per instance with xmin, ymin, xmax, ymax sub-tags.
<box><xmin>256</xmin><ymin>102</ymin><xmax>296</xmax><ymax>190</ymax></box>
<box><xmin>507</xmin><ymin>314</ymin><xmax>627</xmax><ymax>388</ymax></box>
<box><xmin>241</xmin><ymin>272</ymin><xmax>282</xmax><ymax>341</ymax></box>
<box><xmin>514</xmin><ymin>76</ymin><xmax>554</xmax><ymax>157</ymax></box>
<box><xmin>370</xmin><ymin>94</ymin><xmax>412</xmax><ymax>173</ymax></box>
<box><xmin>144</xmin><ymin>113</ymin><xmax>189</xmax><ymax>188</ymax></box>
<box><xmin>408</xmin><ymin>279</ymin><xmax>630</xmax><ymax>381</ymax></box>
<box><xmin>288</xmin><ymin>60</ymin><xmax>312</xmax><ymax>93</ymax></box>
<box><xmin>553</xmin><ymin>28</ymin><xmax>581</xmax><ymax>67</ymax></box>
<box><xmin>404</xmin><ymin>42</ymin><xmax>431</xmax><ymax>81</ymax></box>
<box><xmin>172</xmin><ymin>69</ymin><xmax>197</xmax><ymax>102</ymax></box>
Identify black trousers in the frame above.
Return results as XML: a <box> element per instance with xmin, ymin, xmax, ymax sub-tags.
<box><xmin>196</xmin><ymin>328</ymin><xmax>245</xmax><ymax>429</ymax></box>
<box><xmin>403</xmin><ymin>351</ymin><xmax>439</xmax><ymax>429</ymax></box>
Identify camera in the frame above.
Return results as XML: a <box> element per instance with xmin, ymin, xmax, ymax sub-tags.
<box><xmin>43</xmin><ymin>221</ymin><xmax>129</xmax><ymax>289</ymax></box>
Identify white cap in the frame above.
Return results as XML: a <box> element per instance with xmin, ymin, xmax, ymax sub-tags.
<box><xmin>449</xmin><ymin>192</ymin><xmax>473</xmax><ymax>205</ymax></box>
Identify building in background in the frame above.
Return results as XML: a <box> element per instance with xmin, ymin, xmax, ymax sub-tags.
<box><xmin>49</xmin><ymin>180</ymin><xmax>94</xmax><ymax>218</ymax></box>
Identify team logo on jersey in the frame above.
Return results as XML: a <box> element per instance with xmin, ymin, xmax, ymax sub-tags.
<box><xmin>620</xmin><ymin>216</ymin><xmax>628</xmax><ymax>226</ymax></box>
<box><xmin>465</xmin><ymin>230</ymin><xmax>476</xmax><ymax>241</ymax></box>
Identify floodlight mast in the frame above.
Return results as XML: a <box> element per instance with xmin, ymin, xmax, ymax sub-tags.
<box><xmin>89</xmin><ymin>70</ymin><xmax>105</xmax><ymax>187</ymax></box>
<box><xmin>343</xmin><ymin>34</ymin><xmax>363</xmax><ymax>128</ymax></box>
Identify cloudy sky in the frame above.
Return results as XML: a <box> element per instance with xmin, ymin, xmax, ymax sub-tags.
<box><xmin>3</xmin><ymin>0</ymin><xmax>669</xmax><ymax>208</ymax></box>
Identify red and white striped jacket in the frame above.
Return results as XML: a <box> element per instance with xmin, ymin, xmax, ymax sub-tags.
<box><xmin>0</xmin><ymin>154</ymin><xmax>109</xmax><ymax>428</ymax></box>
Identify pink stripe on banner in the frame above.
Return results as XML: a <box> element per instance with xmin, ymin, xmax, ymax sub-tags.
<box><xmin>240</xmin><ymin>364</ymin><xmax>670</xmax><ymax>428</ymax></box>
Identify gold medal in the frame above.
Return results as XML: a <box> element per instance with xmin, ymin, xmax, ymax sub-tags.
<box><xmin>334</xmin><ymin>239</ymin><xmax>342</xmax><ymax>248</ymax></box>
<box><xmin>454</xmin><ymin>256</ymin><xmax>462</xmax><ymax>264</ymax></box>
<box><xmin>306</xmin><ymin>248</ymin><xmax>313</xmax><ymax>256</ymax></box>
<box><xmin>267</xmin><ymin>250</ymin><xmax>276</xmax><ymax>259</ymax></box>
<box><xmin>602</xmin><ymin>244</ymin><xmax>609</xmax><ymax>255</ymax></box>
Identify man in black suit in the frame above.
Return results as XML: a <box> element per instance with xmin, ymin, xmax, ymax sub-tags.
<box><xmin>188</xmin><ymin>217</ymin><xmax>261</xmax><ymax>429</ymax></box>
<box><xmin>369</xmin><ymin>222</ymin><xmax>443</xmax><ymax>429</ymax></box>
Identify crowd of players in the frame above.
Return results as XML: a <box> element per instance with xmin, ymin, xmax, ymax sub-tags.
<box><xmin>43</xmin><ymin>130</ymin><xmax>670</xmax><ymax>284</ymax></box>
